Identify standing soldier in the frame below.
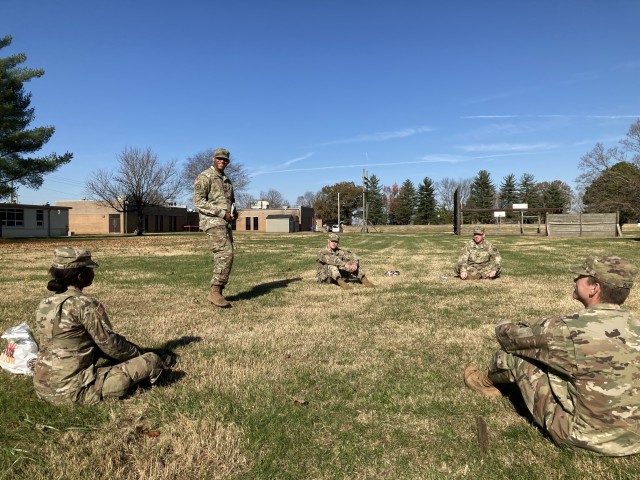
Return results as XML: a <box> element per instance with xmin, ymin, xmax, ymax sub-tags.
<box><xmin>194</xmin><ymin>148</ymin><xmax>237</xmax><ymax>307</ymax></box>
<box><xmin>454</xmin><ymin>226</ymin><xmax>502</xmax><ymax>280</ymax></box>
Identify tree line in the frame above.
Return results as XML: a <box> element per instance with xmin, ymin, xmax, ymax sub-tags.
<box><xmin>309</xmin><ymin>171</ymin><xmax>575</xmax><ymax>226</ymax></box>
<box><xmin>2</xmin><ymin>35</ymin><xmax>639</xmax><ymax>230</ymax></box>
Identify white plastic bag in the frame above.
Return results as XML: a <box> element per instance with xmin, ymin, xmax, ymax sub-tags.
<box><xmin>0</xmin><ymin>322</ymin><xmax>39</xmax><ymax>376</ymax></box>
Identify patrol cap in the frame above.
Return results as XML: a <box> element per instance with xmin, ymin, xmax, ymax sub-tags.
<box><xmin>570</xmin><ymin>254</ymin><xmax>637</xmax><ymax>289</ymax></box>
<box><xmin>51</xmin><ymin>247</ymin><xmax>99</xmax><ymax>269</ymax></box>
<box><xmin>213</xmin><ymin>148</ymin><xmax>230</xmax><ymax>161</ymax></box>
<box><xmin>473</xmin><ymin>226</ymin><xmax>485</xmax><ymax>235</ymax></box>
<box><xmin>328</xmin><ymin>233</ymin><xmax>340</xmax><ymax>242</ymax></box>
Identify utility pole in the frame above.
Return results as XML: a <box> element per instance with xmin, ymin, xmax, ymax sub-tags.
<box><xmin>361</xmin><ymin>169</ymin><xmax>369</xmax><ymax>232</ymax></box>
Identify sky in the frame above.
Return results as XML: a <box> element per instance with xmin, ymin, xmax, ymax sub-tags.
<box><xmin>3</xmin><ymin>0</ymin><xmax>640</xmax><ymax>207</ymax></box>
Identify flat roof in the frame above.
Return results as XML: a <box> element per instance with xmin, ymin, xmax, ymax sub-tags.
<box><xmin>0</xmin><ymin>203</ymin><xmax>72</xmax><ymax>210</ymax></box>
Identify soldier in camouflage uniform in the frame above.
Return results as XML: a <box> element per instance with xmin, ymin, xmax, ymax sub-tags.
<box><xmin>193</xmin><ymin>148</ymin><xmax>237</xmax><ymax>307</ymax></box>
<box><xmin>33</xmin><ymin>247</ymin><xmax>172</xmax><ymax>405</ymax></box>
<box><xmin>454</xmin><ymin>226</ymin><xmax>501</xmax><ymax>279</ymax></box>
<box><xmin>464</xmin><ymin>254</ymin><xmax>640</xmax><ymax>456</ymax></box>
<box><xmin>316</xmin><ymin>233</ymin><xmax>374</xmax><ymax>289</ymax></box>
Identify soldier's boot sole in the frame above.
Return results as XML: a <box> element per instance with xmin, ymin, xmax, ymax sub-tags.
<box><xmin>335</xmin><ymin>278</ymin><xmax>352</xmax><ymax>290</ymax></box>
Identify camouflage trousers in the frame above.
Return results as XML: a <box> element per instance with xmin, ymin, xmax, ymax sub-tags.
<box><xmin>78</xmin><ymin>352</ymin><xmax>165</xmax><ymax>404</ymax></box>
<box><xmin>316</xmin><ymin>264</ymin><xmax>365</xmax><ymax>283</ymax></box>
<box><xmin>454</xmin><ymin>264</ymin><xmax>499</xmax><ymax>279</ymax></box>
<box><xmin>488</xmin><ymin>350</ymin><xmax>571</xmax><ymax>446</ymax></box>
<box><xmin>206</xmin><ymin>224</ymin><xmax>234</xmax><ymax>287</ymax></box>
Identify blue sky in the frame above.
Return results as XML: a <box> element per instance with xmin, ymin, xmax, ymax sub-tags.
<box><xmin>3</xmin><ymin>1</ymin><xmax>639</xmax><ymax>206</ymax></box>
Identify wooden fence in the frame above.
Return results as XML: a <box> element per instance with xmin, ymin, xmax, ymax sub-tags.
<box><xmin>546</xmin><ymin>213</ymin><xmax>620</xmax><ymax>237</ymax></box>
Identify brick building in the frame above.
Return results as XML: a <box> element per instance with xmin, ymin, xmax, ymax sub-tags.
<box><xmin>55</xmin><ymin>200</ymin><xmax>197</xmax><ymax>235</ymax></box>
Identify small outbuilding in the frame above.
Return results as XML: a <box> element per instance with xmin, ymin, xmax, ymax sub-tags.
<box><xmin>265</xmin><ymin>214</ymin><xmax>296</xmax><ymax>233</ymax></box>
<box><xmin>0</xmin><ymin>202</ymin><xmax>70</xmax><ymax>238</ymax></box>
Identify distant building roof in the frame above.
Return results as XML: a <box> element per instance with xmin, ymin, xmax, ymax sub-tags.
<box><xmin>0</xmin><ymin>202</ymin><xmax>71</xmax><ymax>210</ymax></box>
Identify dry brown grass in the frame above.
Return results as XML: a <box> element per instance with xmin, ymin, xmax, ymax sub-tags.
<box><xmin>1</xmin><ymin>231</ymin><xmax>640</xmax><ymax>479</ymax></box>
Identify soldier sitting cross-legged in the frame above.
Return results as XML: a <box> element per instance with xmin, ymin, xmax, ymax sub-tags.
<box><xmin>464</xmin><ymin>254</ymin><xmax>640</xmax><ymax>456</ymax></box>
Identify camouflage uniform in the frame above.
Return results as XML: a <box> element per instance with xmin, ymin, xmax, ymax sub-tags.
<box><xmin>33</xmin><ymin>248</ymin><xmax>165</xmax><ymax>405</ymax></box>
<box><xmin>483</xmin><ymin>255</ymin><xmax>640</xmax><ymax>455</ymax></box>
<box><xmin>317</xmin><ymin>244</ymin><xmax>366</xmax><ymax>284</ymax></box>
<box><xmin>193</xmin><ymin>151</ymin><xmax>236</xmax><ymax>288</ymax></box>
<box><xmin>454</xmin><ymin>238</ymin><xmax>502</xmax><ymax>279</ymax></box>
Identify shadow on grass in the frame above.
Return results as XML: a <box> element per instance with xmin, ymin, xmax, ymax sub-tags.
<box><xmin>133</xmin><ymin>336</ymin><xmax>201</xmax><ymax>391</ymax></box>
<box><xmin>228</xmin><ymin>277</ymin><xmax>303</xmax><ymax>301</ymax></box>
<box><xmin>499</xmin><ymin>383</ymin><xmax>556</xmax><ymax>444</ymax></box>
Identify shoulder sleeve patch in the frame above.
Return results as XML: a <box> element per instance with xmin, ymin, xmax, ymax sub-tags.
<box><xmin>96</xmin><ymin>303</ymin><xmax>106</xmax><ymax>317</ymax></box>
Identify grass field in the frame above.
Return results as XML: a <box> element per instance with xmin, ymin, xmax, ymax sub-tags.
<box><xmin>1</xmin><ymin>229</ymin><xmax>640</xmax><ymax>479</ymax></box>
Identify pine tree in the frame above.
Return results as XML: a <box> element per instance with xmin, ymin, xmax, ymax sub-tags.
<box><xmin>517</xmin><ymin>173</ymin><xmax>541</xmax><ymax>208</ymax></box>
<box><xmin>414</xmin><ymin>176</ymin><xmax>436</xmax><ymax>224</ymax></box>
<box><xmin>539</xmin><ymin>180</ymin><xmax>573</xmax><ymax>211</ymax></box>
<box><xmin>499</xmin><ymin>174</ymin><xmax>519</xmax><ymax>208</ymax></box>
<box><xmin>0</xmin><ymin>36</ymin><xmax>72</xmax><ymax>200</ymax></box>
<box><xmin>499</xmin><ymin>173</ymin><xmax>519</xmax><ymax>222</ymax></box>
<box><xmin>467</xmin><ymin>170</ymin><xmax>496</xmax><ymax>223</ymax></box>
<box><xmin>394</xmin><ymin>179</ymin><xmax>417</xmax><ymax>225</ymax></box>
<box><xmin>366</xmin><ymin>174</ymin><xmax>386</xmax><ymax>225</ymax></box>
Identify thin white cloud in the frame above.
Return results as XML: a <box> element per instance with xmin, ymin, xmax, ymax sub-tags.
<box><xmin>252</xmin><ymin>154</ymin><xmax>478</xmax><ymax>177</ymax></box>
<box><xmin>312</xmin><ymin>126</ymin><xmax>435</xmax><ymax>147</ymax></box>
<box><xmin>457</xmin><ymin>143</ymin><xmax>556</xmax><ymax>153</ymax></box>
<box><xmin>463</xmin><ymin>114</ymin><xmax>640</xmax><ymax>119</ymax></box>
<box><xmin>282</xmin><ymin>152</ymin><xmax>315</xmax><ymax>167</ymax></box>
<box><xmin>250</xmin><ymin>151</ymin><xmax>316</xmax><ymax>177</ymax></box>
<box><xmin>611</xmin><ymin>60</ymin><xmax>640</xmax><ymax>71</ymax></box>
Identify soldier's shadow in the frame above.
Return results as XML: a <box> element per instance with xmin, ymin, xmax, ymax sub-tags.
<box><xmin>499</xmin><ymin>384</ymin><xmax>556</xmax><ymax>444</ymax></box>
<box><xmin>228</xmin><ymin>277</ymin><xmax>303</xmax><ymax>301</ymax></box>
<box><xmin>128</xmin><ymin>336</ymin><xmax>202</xmax><ymax>393</ymax></box>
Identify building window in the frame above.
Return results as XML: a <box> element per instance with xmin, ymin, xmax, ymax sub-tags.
<box><xmin>0</xmin><ymin>208</ymin><xmax>24</xmax><ymax>227</ymax></box>
<box><xmin>245</xmin><ymin>217</ymin><xmax>251</xmax><ymax>230</ymax></box>
<box><xmin>36</xmin><ymin>210</ymin><xmax>44</xmax><ymax>227</ymax></box>
<box><xmin>253</xmin><ymin>217</ymin><xmax>259</xmax><ymax>230</ymax></box>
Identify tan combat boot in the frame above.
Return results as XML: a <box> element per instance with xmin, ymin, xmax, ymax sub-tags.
<box><xmin>335</xmin><ymin>278</ymin><xmax>352</xmax><ymax>290</ymax></box>
<box><xmin>207</xmin><ymin>285</ymin><xmax>231</xmax><ymax>308</ymax></box>
<box><xmin>360</xmin><ymin>276</ymin><xmax>375</xmax><ymax>287</ymax></box>
<box><xmin>464</xmin><ymin>365</ymin><xmax>502</xmax><ymax>398</ymax></box>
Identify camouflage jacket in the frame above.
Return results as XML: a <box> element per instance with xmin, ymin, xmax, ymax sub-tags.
<box><xmin>456</xmin><ymin>239</ymin><xmax>501</xmax><ymax>273</ymax></box>
<box><xmin>33</xmin><ymin>287</ymin><xmax>140</xmax><ymax>404</ymax></box>
<box><xmin>495</xmin><ymin>303</ymin><xmax>640</xmax><ymax>455</ymax></box>
<box><xmin>193</xmin><ymin>166</ymin><xmax>235</xmax><ymax>231</ymax></box>
<box><xmin>317</xmin><ymin>247</ymin><xmax>359</xmax><ymax>271</ymax></box>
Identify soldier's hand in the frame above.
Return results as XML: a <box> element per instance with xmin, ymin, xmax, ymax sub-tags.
<box><xmin>460</xmin><ymin>271</ymin><xmax>468</xmax><ymax>279</ymax></box>
<box><xmin>489</xmin><ymin>270</ymin><xmax>497</xmax><ymax>278</ymax></box>
<box><xmin>224</xmin><ymin>212</ymin><xmax>233</xmax><ymax>222</ymax></box>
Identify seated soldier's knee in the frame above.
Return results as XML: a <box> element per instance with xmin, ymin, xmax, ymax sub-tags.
<box><xmin>101</xmin><ymin>368</ymin><xmax>132</xmax><ymax>399</ymax></box>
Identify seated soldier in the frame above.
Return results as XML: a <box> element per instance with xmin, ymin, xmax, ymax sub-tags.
<box><xmin>454</xmin><ymin>226</ymin><xmax>501</xmax><ymax>279</ymax></box>
<box><xmin>316</xmin><ymin>233</ymin><xmax>374</xmax><ymax>290</ymax></box>
<box><xmin>464</xmin><ymin>254</ymin><xmax>640</xmax><ymax>456</ymax></box>
<box><xmin>33</xmin><ymin>247</ymin><xmax>173</xmax><ymax>405</ymax></box>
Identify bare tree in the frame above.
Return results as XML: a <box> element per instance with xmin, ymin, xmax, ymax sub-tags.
<box><xmin>575</xmin><ymin>143</ymin><xmax>623</xmax><ymax>190</ymax></box>
<box><xmin>436</xmin><ymin>177</ymin><xmax>471</xmax><ymax>211</ymax></box>
<box><xmin>259</xmin><ymin>188</ymin><xmax>289</xmax><ymax>208</ymax></box>
<box><xmin>85</xmin><ymin>146</ymin><xmax>182</xmax><ymax>235</ymax></box>
<box><xmin>295</xmin><ymin>191</ymin><xmax>317</xmax><ymax>207</ymax></box>
<box><xmin>620</xmin><ymin>119</ymin><xmax>640</xmax><ymax>163</ymax></box>
<box><xmin>181</xmin><ymin>149</ymin><xmax>250</xmax><ymax>203</ymax></box>
<box><xmin>236</xmin><ymin>192</ymin><xmax>256</xmax><ymax>209</ymax></box>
